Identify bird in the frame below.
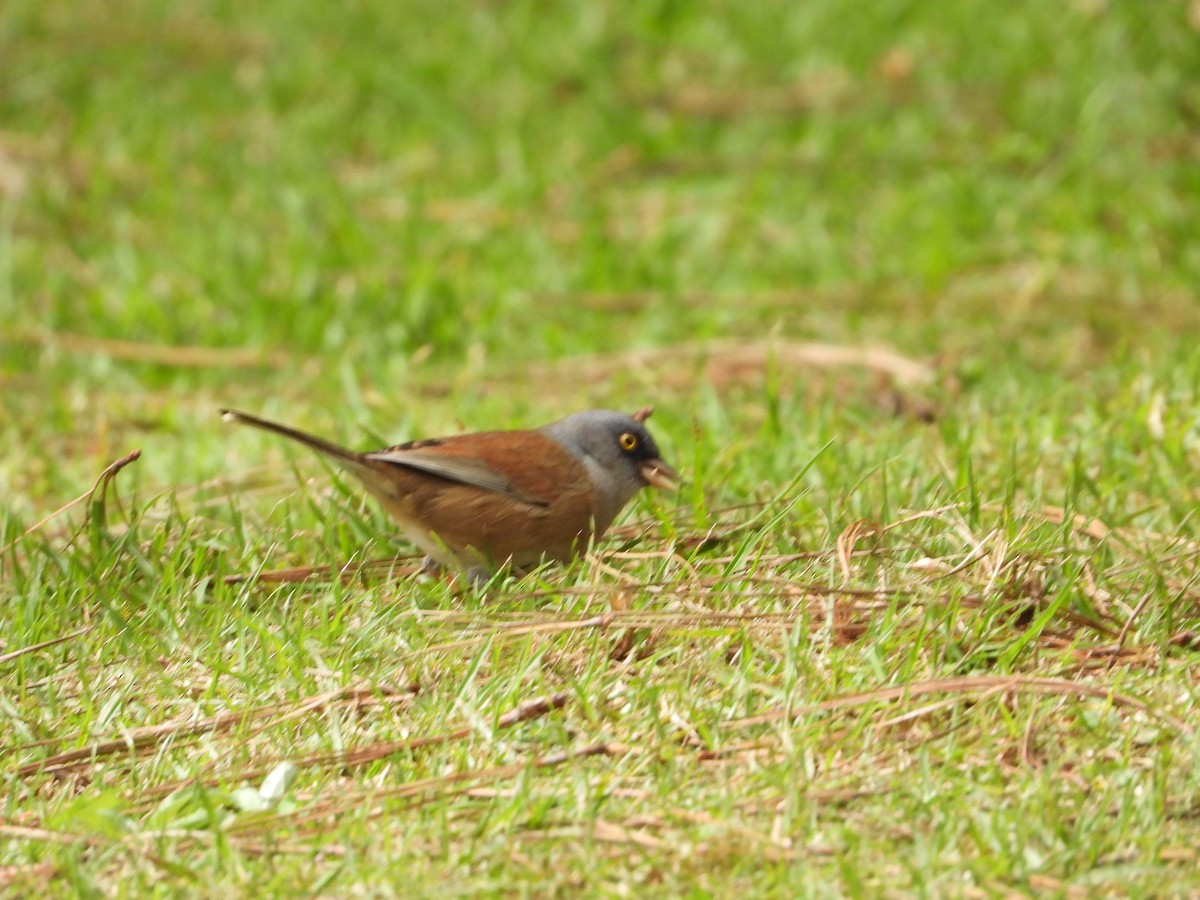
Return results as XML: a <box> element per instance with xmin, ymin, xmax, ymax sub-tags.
<box><xmin>220</xmin><ymin>406</ymin><xmax>679</xmax><ymax>581</ymax></box>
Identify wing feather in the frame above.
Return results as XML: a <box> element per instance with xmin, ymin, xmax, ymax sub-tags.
<box><xmin>365</xmin><ymin>449</ymin><xmax>551</xmax><ymax>507</ymax></box>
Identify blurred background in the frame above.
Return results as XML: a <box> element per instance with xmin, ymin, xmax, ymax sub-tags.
<box><xmin>1</xmin><ymin>0</ymin><xmax>1198</xmax><ymax>502</ymax></box>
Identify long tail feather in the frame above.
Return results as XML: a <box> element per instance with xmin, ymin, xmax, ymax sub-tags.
<box><xmin>220</xmin><ymin>408</ymin><xmax>364</xmax><ymax>466</ymax></box>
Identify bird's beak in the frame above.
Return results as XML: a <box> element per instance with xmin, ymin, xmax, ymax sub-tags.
<box><xmin>639</xmin><ymin>459</ymin><xmax>680</xmax><ymax>492</ymax></box>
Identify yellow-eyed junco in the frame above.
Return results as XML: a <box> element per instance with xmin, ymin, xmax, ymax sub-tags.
<box><xmin>221</xmin><ymin>407</ymin><xmax>678</xmax><ymax>580</ymax></box>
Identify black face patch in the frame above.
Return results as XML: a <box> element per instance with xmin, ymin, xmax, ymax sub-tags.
<box><xmin>615</xmin><ymin>425</ymin><xmax>660</xmax><ymax>463</ymax></box>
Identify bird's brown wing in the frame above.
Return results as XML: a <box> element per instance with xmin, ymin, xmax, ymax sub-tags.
<box><xmin>377</xmin><ymin>432</ymin><xmax>600</xmax><ymax>566</ymax></box>
<box><xmin>366</xmin><ymin>430</ymin><xmax>578</xmax><ymax>508</ymax></box>
<box><xmin>365</xmin><ymin>447</ymin><xmax>542</xmax><ymax>502</ymax></box>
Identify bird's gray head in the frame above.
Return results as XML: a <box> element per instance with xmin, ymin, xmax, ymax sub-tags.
<box><xmin>541</xmin><ymin>409</ymin><xmax>678</xmax><ymax>520</ymax></box>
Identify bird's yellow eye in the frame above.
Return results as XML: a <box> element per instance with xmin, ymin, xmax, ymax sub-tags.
<box><xmin>618</xmin><ymin>432</ymin><xmax>639</xmax><ymax>452</ymax></box>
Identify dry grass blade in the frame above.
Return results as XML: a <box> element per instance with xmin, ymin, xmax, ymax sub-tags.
<box><xmin>402</xmin><ymin>605</ymin><xmax>908</xmax><ymax>659</ymax></box>
<box><xmin>837</xmin><ymin>519</ymin><xmax>884</xmax><ymax>580</ymax></box>
<box><xmin>664</xmin><ymin>806</ymin><xmax>797</xmax><ymax>860</ymax></box>
<box><xmin>140</xmin><ymin>692</ymin><xmax>570</xmax><ymax>805</ymax></box>
<box><xmin>647</xmin><ymin>74</ymin><xmax>851</xmax><ymax>117</ymax></box>
<box><xmin>507</xmin><ymin>818</ymin><xmax>670</xmax><ymax>852</ymax></box>
<box><xmin>286</xmin><ymin>691</ymin><xmax>571</xmax><ymax>773</ymax></box>
<box><xmin>512</xmin><ymin>339</ymin><xmax>935</xmax><ymax>388</ymax></box>
<box><xmin>242</xmin><ymin>741</ymin><xmax>620</xmax><ymax>834</ymax></box>
<box><xmin>727</xmin><ymin>674</ymin><xmax>1192</xmax><ymax>736</ymax></box>
<box><xmin>14</xmin><ymin>706</ymin><xmax>274</xmax><ymax>777</ymax></box>
<box><xmin>0</xmin><ymin>862</ymin><xmax>59</xmax><ymax>887</ymax></box>
<box><xmin>17</xmin><ymin>682</ymin><xmax>420</xmax><ymax>779</ymax></box>
<box><xmin>86</xmin><ymin>448</ymin><xmax>142</xmax><ymax>531</ymax></box>
<box><xmin>0</xmin><ymin>627</ymin><xmax>93</xmax><ymax>667</ymax></box>
<box><xmin>1032</xmin><ymin>504</ymin><xmax>1111</xmax><ymax>541</ymax></box>
<box><xmin>987</xmin><ymin>503</ymin><xmax>1200</xmax><ymax>558</ymax></box>
<box><xmin>1</xmin><ymin>327</ymin><xmax>286</xmax><ymax>368</ymax></box>
<box><xmin>1106</xmin><ymin>593</ymin><xmax>1155</xmax><ymax>669</ymax></box>
<box><xmin>413</xmin><ymin>616</ymin><xmax>614</xmax><ymax>656</ymax></box>
<box><xmin>2</xmin><ymin>450</ymin><xmax>141</xmax><ymax>556</ymax></box>
<box><xmin>0</xmin><ymin>824</ymin><xmax>91</xmax><ymax>846</ymax></box>
<box><xmin>224</xmin><ymin>557</ymin><xmax>422</xmax><ymax>585</ymax></box>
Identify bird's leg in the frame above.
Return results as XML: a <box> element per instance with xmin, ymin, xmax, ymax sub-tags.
<box><xmin>465</xmin><ymin>565</ymin><xmax>491</xmax><ymax>589</ymax></box>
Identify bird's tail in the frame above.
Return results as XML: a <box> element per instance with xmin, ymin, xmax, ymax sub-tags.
<box><xmin>220</xmin><ymin>408</ymin><xmax>366</xmax><ymax>468</ymax></box>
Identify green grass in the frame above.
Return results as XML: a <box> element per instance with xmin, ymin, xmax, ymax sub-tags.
<box><xmin>4</xmin><ymin>0</ymin><xmax>1200</xmax><ymax>894</ymax></box>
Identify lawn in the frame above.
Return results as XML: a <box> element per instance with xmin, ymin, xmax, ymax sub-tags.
<box><xmin>3</xmin><ymin>0</ymin><xmax>1200</xmax><ymax>895</ymax></box>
